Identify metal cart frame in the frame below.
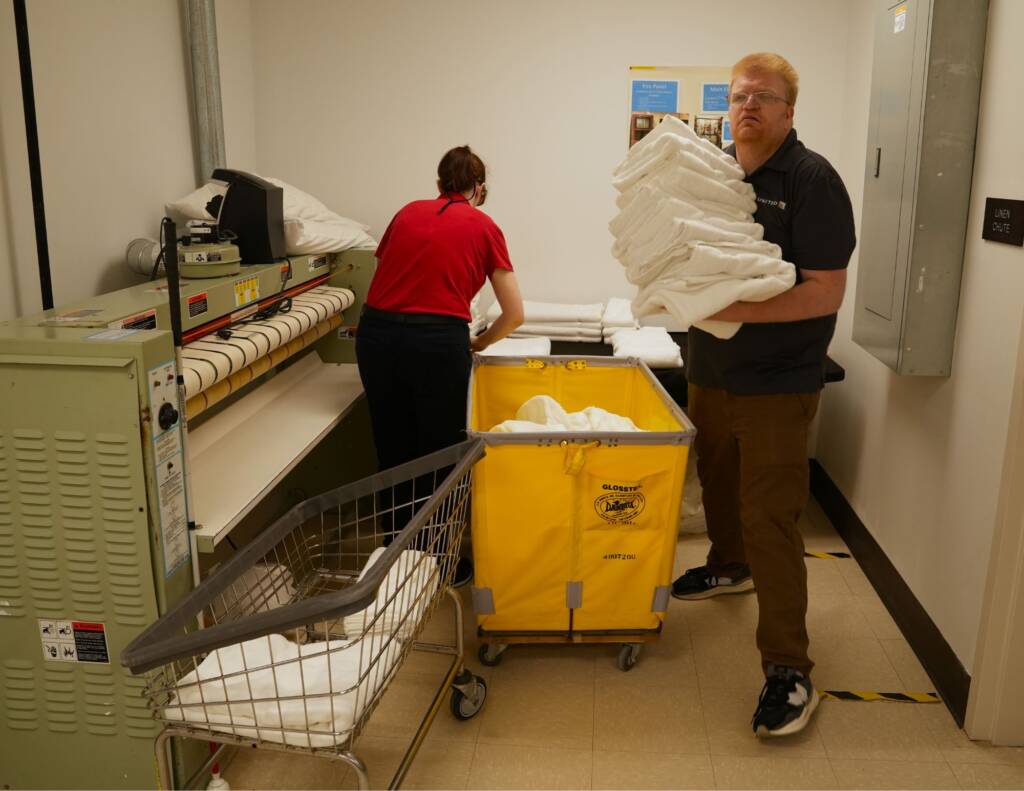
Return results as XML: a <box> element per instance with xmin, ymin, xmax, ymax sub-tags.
<box><xmin>122</xmin><ymin>440</ymin><xmax>487</xmax><ymax>790</ymax></box>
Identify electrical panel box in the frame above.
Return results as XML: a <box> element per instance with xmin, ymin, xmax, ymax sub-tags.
<box><xmin>852</xmin><ymin>0</ymin><xmax>988</xmax><ymax>375</ymax></box>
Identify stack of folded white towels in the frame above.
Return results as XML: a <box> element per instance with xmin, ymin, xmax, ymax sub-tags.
<box><xmin>489</xmin><ymin>300</ymin><xmax>604</xmax><ymax>343</ymax></box>
<box><xmin>479</xmin><ymin>336</ymin><xmax>552</xmax><ymax>357</ymax></box>
<box><xmin>607</xmin><ymin>326</ymin><xmax>683</xmax><ymax>368</ymax></box>
<box><xmin>601</xmin><ymin>297</ymin><xmax>640</xmax><ymax>343</ymax></box>
<box><xmin>609</xmin><ymin>115</ymin><xmax>796</xmax><ymax>340</ymax></box>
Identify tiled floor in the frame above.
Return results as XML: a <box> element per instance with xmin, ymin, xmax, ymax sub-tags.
<box><xmin>223</xmin><ymin>500</ymin><xmax>1024</xmax><ymax>789</ymax></box>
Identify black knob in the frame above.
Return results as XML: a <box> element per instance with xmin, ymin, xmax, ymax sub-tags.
<box><xmin>158</xmin><ymin>402</ymin><xmax>179</xmax><ymax>430</ymax></box>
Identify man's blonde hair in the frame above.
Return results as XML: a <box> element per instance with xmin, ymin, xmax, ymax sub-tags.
<box><xmin>731</xmin><ymin>52</ymin><xmax>799</xmax><ymax>105</ymax></box>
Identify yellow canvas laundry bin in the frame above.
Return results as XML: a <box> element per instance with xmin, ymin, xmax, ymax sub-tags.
<box><xmin>467</xmin><ymin>356</ymin><xmax>695</xmax><ymax>670</ymax></box>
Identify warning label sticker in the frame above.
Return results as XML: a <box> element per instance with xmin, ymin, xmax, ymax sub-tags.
<box><xmin>39</xmin><ymin>619</ymin><xmax>109</xmax><ymax>664</ymax></box>
<box><xmin>894</xmin><ymin>4</ymin><xmax>907</xmax><ymax>33</ymax></box>
<box><xmin>234</xmin><ymin>276</ymin><xmax>260</xmax><ymax>307</ymax></box>
<box><xmin>111</xmin><ymin>308</ymin><xmax>158</xmax><ymax>331</ymax></box>
<box><xmin>188</xmin><ymin>292</ymin><xmax>209</xmax><ymax>318</ymax></box>
<box><xmin>148</xmin><ymin>361</ymin><xmax>191</xmax><ymax>577</ymax></box>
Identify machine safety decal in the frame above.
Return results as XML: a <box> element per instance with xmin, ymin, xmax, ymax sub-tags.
<box><xmin>39</xmin><ymin>619</ymin><xmax>110</xmax><ymax>664</ymax></box>
<box><xmin>85</xmin><ymin>328</ymin><xmax>140</xmax><ymax>341</ymax></box>
<box><xmin>112</xmin><ymin>308</ymin><xmax>157</xmax><ymax>330</ymax></box>
<box><xmin>188</xmin><ymin>292</ymin><xmax>209</xmax><ymax>318</ymax></box>
<box><xmin>148</xmin><ymin>361</ymin><xmax>191</xmax><ymax>577</ymax></box>
<box><xmin>894</xmin><ymin>4</ymin><xmax>907</xmax><ymax>33</ymax></box>
<box><xmin>234</xmin><ymin>276</ymin><xmax>260</xmax><ymax>307</ymax></box>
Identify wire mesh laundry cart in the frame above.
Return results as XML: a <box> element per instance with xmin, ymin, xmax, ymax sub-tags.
<box><xmin>121</xmin><ymin>440</ymin><xmax>487</xmax><ymax>791</ymax></box>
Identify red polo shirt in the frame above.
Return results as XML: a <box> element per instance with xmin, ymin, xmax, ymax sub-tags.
<box><xmin>366</xmin><ymin>194</ymin><xmax>514</xmax><ymax>320</ymax></box>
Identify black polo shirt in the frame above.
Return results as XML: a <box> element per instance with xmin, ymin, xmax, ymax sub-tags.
<box><xmin>687</xmin><ymin>129</ymin><xmax>856</xmax><ymax>394</ymax></box>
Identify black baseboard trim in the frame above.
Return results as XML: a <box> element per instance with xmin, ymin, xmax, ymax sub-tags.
<box><xmin>809</xmin><ymin>459</ymin><xmax>971</xmax><ymax>726</ymax></box>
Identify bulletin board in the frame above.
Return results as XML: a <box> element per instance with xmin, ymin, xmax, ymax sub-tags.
<box><xmin>627</xmin><ymin>65</ymin><xmax>733</xmax><ymax>149</ymax></box>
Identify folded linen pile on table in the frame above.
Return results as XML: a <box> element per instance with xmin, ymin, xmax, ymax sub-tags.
<box><xmin>488</xmin><ymin>300</ymin><xmax>604</xmax><ymax>343</ymax></box>
<box><xmin>478</xmin><ymin>337</ymin><xmax>552</xmax><ymax>357</ymax></box>
<box><xmin>607</xmin><ymin>326</ymin><xmax>683</xmax><ymax>368</ymax></box>
<box><xmin>609</xmin><ymin>115</ymin><xmax>796</xmax><ymax>339</ymax></box>
<box><xmin>601</xmin><ymin>297</ymin><xmax>640</xmax><ymax>343</ymax></box>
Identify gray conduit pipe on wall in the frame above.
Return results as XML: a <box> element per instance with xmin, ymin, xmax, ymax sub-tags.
<box><xmin>186</xmin><ymin>0</ymin><xmax>226</xmax><ymax>186</ymax></box>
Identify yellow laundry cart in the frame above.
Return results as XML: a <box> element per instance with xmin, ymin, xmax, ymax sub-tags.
<box><xmin>467</xmin><ymin>356</ymin><xmax>695</xmax><ymax>670</ymax></box>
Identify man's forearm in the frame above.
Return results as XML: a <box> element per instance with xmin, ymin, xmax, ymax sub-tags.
<box><xmin>708</xmin><ymin>279</ymin><xmax>842</xmax><ymax>324</ymax></box>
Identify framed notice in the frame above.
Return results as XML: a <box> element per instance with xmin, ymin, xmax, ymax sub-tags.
<box><xmin>627</xmin><ymin>66</ymin><xmax>732</xmax><ymax>148</ymax></box>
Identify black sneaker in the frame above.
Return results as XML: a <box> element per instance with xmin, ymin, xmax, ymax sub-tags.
<box><xmin>752</xmin><ymin>665</ymin><xmax>819</xmax><ymax>737</ymax></box>
<box><xmin>451</xmin><ymin>557</ymin><xmax>474</xmax><ymax>589</ymax></box>
<box><xmin>671</xmin><ymin>565</ymin><xmax>754</xmax><ymax>600</ymax></box>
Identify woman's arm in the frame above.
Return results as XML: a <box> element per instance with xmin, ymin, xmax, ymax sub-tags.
<box><xmin>470</xmin><ymin>269</ymin><xmax>524</xmax><ymax>352</ymax></box>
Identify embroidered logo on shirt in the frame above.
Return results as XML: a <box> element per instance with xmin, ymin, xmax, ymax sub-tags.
<box><xmin>756</xmin><ymin>197</ymin><xmax>787</xmax><ymax>210</ymax></box>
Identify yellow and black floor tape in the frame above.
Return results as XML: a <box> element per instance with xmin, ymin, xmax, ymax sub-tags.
<box><xmin>821</xmin><ymin>690</ymin><xmax>941</xmax><ymax>703</ymax></box>
<box><xmin>804</xmin><ymin>551</ymin><xmax>852</xmax><ymax>559</ymax></box>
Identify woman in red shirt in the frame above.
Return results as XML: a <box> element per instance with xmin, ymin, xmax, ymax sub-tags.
<box><xmin>357</xmin><ymin>146</ymin><xmax>524</xmax><ymax>586</ymax></box>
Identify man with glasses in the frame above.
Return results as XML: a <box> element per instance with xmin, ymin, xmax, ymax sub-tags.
<box><xmin>672</xmin><ymin>53</ymin><xmax>856</xmax><ymax>737</ymax></box>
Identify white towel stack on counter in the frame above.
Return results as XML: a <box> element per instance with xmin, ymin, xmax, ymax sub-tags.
<box><xmin>601</xmin><ymin>297</ymin><xmax>640</xmax><ymax>342</ymax></box>
<box><xmin>609</xmin><ymin>115</ymin><xmax>796</xmax><ymax>340</ymax></box>
<box><xmin>479</xmin><ymin>337</ymin><xmax>552</xmax><ymax>357</ymax></box>
<box><xmin>489</xmin><ymin>300</ymin><xmax>604</xmax><ymax>343</ymax></box>
<box><xmin>608</xmin><ymin>326</ymin><xmax>683</xmax><ymax>368</ymax></box>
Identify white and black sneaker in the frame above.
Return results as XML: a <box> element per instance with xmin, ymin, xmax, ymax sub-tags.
<box><xmin>671</xmin><ymin>565</ymin><xmax>754</xmax><ymax>600</ymax></box>
<box><xmin>752</xmin><ymin>665</ymin><xmax>819</xmax><ymax>737</ymax></box>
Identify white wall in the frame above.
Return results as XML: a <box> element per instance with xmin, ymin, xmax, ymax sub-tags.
<box><xmin>818</xmin><ymin>0</ymin><xmax>1024</xmax><ymax>673</ymax></box>
<box><xmin>245</xmin><ymin>0</ymin><xmax>851</xmax><ymax>304</ymax></box>
<box><xmin>216</xmin><ymin>0</ymin><xmax>257</xmax><ymax>171</ymax></box>
<box><xmin>0</xmin><ymin>3</ymin><xmax>42</xmax><ymax>321</ymax></box>
<box><xmin>0</xmin><ymin>0</ymin><xmax>198</xmax><ymax>317</ymax></box>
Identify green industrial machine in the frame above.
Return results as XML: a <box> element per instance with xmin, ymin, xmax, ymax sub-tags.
<box><xmin>0</xmin><ymin>248</ymin><xmax>376</xmax><ymax>789</ymax></box>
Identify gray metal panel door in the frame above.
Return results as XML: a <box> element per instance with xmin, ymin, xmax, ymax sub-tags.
<box><xmin>861</xmin><ymin>0</ymin><xmax>920</xmax><ymax>320</ymax></box>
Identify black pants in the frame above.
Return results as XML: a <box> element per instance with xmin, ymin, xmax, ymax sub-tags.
<box><xmin>355</xmin><ymin>313</ymin><xmax>472</xmax><ymax>542</ymax></box>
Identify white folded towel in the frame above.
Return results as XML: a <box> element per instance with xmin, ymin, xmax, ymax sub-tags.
<box><xmin>165</xmin><ymin>633</ymin><xmax>402</xmax><ymax>747</ymax></box>
<box><xmin>342</xmin><ymin>548</ymin><xmax>437</xmax><ymax>640</ymax></box>
<box><xmin>632</xmin><ymin>244</ymin><xmax>796</xmax><ymax>340</ymax></box>
<box><xmin>616</xmin><ymin>114</ymin><xmax>745</xmax><ymax>182</ymax></box>
<box><xmin>602</xmin><ymin>297</ymin><xmax>638</xmax><ymax>328</ymax></box>
<box><xmin>510</xmin><ymin>333</ymin><xmax>604</xmax><ymax>344</ymax></box>
<box><xmin>511</xmin><ymin>323</ymin><xmax>602</xmax><ymax>339</ymax></box>
<box><xmin>614</xmin><ymin>155</ymin><xmax>756</xmax><ymax>217</ymax></box>
<box><xmin>489</xmin><ymin>395</ymin><xmax>642</xmax><ymax>433</ymax></box>
<box><xmin>616</xmin><ymin>216</ymin><xmax>777</xmax><ymax>289</ymax></box>
<box><xmin>610</xmin><ymin>327</ymin><xmax>683</xmax><ymax>368</ymax></box>
<box><xmin>165</xmin><ymin>547</ymin><xmax>435</xmax><ymax>747</ymax></box>
<box><xmin>487</xmin><ymin>300</ymin><xmax>604</xmax><ymax>325</ymax></box>
<box><xmin>614</xmin><ymin>132</ymin><xmax>746</xmax><ymax>194</ymax></box>
<box><xmin>479</xmin><ymin>337</ymin><xmax>552</xmax><ymax>357</ymax></box>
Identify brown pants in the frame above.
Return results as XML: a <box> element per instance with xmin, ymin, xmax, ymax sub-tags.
<box><xmin>688</xmin><ymin>384</ymin><xmax>820</xmax><ymax>676</ymax></box>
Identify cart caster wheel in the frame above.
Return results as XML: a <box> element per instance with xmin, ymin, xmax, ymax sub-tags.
<box><xmin>478</xmin><ymin>643</ymin><xmax>507</xmax><ymax>667</ymax></box>
<box><xmin>450</xmin><ymin>676</ymin><xmax>487</xmax><ymax>720</ymax></box>
<box><xmin>617</xmin><ymin>644</ymin><xmax>641</xmax><ymax>672</ymax></box>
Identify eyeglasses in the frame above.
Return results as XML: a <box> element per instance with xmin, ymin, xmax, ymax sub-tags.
<box><xmin>728</xmin><ymin>91</ymin><xmax>790</xmax><ymax>107</ymax></box>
